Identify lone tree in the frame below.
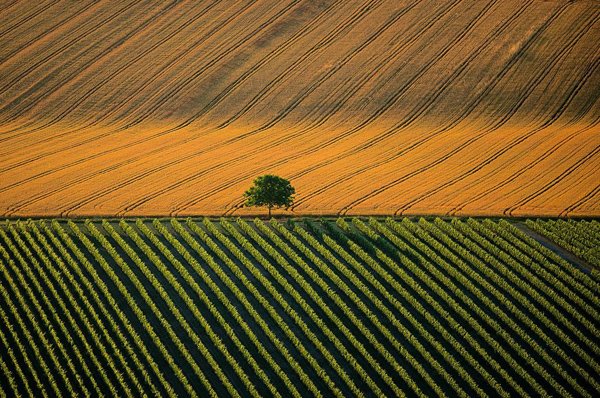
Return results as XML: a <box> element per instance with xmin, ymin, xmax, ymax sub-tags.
<box><xmin>244</xmin><ymin>175</ymin><xmax>295</xmax><ymax>218</ymax></box>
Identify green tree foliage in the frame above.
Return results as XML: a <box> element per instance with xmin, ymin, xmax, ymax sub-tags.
<box><xmin>244</xmin><ymin>175</ymin><xmax>294</xmax><ymax>217</ymax></box>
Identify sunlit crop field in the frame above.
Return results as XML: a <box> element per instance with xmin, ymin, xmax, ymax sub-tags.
<box><xmin>0</xmin><ymin>0</ymin><xmax>599</xmax><ymax>217</ymax></box>
<box><xmin>1</xmin><ymin>217</ymin><xmax>598</xmax><ymax>397</ymax></box>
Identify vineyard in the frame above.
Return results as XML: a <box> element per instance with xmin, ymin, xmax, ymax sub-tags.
<box><xmin>0</xmin><ymin>0</ymin><xmax>599</xmax><ymax>217</ymax></box>
<box><xmin>526</xmin><ymin>219</ymin><xmax>600</xmax><ymax>269</ymax></box>
<box><xmin>0</xmin><ymin>217</ymin><xmax>598</xmax><ymax>397</ymax></box>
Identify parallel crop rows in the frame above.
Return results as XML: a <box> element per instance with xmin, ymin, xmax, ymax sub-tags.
<box><xmin>0</xmin><ymin>1</ymin><xmax>598</xmax><ymax>217</ymax></box>
<box><xmin>0</xmin><ymin>217</ymin><xmax>598</xmax><ymax>397</ymax></box>
<box><xmin>527</xmin><ymin>219</ymin><xmax>600</xmax><ymax>274</ymax></box>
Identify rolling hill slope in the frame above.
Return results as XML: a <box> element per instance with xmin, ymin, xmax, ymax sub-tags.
<box><xmin>0</xmin><ymin>0</ymin><xmax>598</xmax><ymax>217</ymax></box>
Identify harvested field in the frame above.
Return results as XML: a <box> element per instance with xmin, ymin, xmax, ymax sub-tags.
<box><xmin>0</xmin><ymin>0</ymin><xmax>599</xmax><ymax>217</ymax></box>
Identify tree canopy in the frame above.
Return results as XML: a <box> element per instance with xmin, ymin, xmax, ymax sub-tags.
<box><xmin>244</xmin><ymin>175</ymin><xmax>295</xmax><ymax>217</ymax></box>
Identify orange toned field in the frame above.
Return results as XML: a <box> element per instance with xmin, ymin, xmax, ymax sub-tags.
<box><xmin>0</xmin><ymin>0</ymin><xmax>598</xmax><ymax>217</ymax></box>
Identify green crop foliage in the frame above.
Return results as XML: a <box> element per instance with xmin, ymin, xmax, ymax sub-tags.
<box><xmin>0</xmin><ymin>217</ymin><xmax>598</xmax><ymax>397</ymax></box>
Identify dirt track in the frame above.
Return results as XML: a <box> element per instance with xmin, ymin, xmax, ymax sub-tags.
<box><xmin>1</xmin><ymin>0</ymin><xmax>598</xmax><ymax>217</ymax></box>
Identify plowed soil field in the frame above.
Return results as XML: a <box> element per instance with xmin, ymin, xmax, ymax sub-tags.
<box><xmin>1</xmin><ymin>0</ymin><xmax>599</xmax><ymax>217</ymax></box>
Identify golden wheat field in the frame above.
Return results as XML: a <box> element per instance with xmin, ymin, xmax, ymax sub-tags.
<box><xmin>0</xmin><ymin>0</ymin><xmax>598</xmax><ymax>217</ymax></box>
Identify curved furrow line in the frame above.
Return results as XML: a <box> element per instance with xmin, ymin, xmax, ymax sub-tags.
<box><xmin>0</xmin><ymin>120</ymin><xmax>220</xmax><ymax>195</ymax></box>
<box><xmin>562</xmin><ymin>183</ymin><xmax>600</xmax><ymax>217</ymax></box>
<box><xmin>0</xmin><ymin>125</ymin><xmax>123</xmax><ymax>174</ymax></box>
<box><xmin>178</xmin><ymin>0</ymin><xmax>462</xmax><ymax>162</ymax></box>
<box><xmin>544</xmin><ymin>57</ymin><xmax>600</xmax><ymax>126</ymax></box>
<box><xmin>312</xmin><ymin>0</ymin><xmax>505</xmax><ymax>132</ymax></box>
<box><xmin>280</xmin><ymin>0</ymin><xmax>526</xmax><ymax>173</ymax></box>
<box><xmin>215</xmin><ymin>0</ymin><xmax>462</xmax><ymax>134</ymax></box>
<box><xmin>337</xmin><ymin>5</ymin><xmax>593</xmax><ymax>215</ymax></box>
<box><xmin>504</xmin><ymin>125</ymin><xmax>600</xmax><ymax>216</ymax></box>
<box><xmin>287</xmin><ymin>0</ymin><xmax>532</xmax><ymax>208</ymax></box>
<box><xmin>0</xmin><ymin>1</ymin><xmax>220</xmax><ymax>144</ymax></box>
<box><xmin>570</xmin><ymin>93</ymin><xmax>600</xmax><ymax>126</ymax></box>
<box><xmin>0</xmin><ymin>0</ymin><xmax>531</xmax><ymax>214</ymax></box>
<box><xmin>0</xmin><ymin>134</ymin><xmax>206</xmax><ymax>214</ymax></box>
<box><xmin>0</xmin><ymin>0</ymin><xmax>443</xmax><ymax>178</ymax></box>
<box><xmin>120</xmin><ymin>0</ymin><xmax>304</xmax><ymax>129</ymax></box>
<box><xmin>0</xmin><ymin>0</ymin><xmax>143</xmax><ymax>104</ymax></box>
<box><xmin>2</xmin><ymin>117</ymin><xmax>272</xmax><ymax>214</ymax></box>
<box><xmin>395</xmin><ymin>117</ymin><xmax>597</xmax><ymax>218</ymax></box>
<box><xmin>0</xmin><ymin>2</ymin><xmax>319</xmax><ymax>199</ymax></box>
<box><xmin>123</xmin><ymin>0</ymin><xmax>451</xmax><ymax>214</ymax></box>
<box><xmin>285</xmin><ymin>0</ymin><xmax>536</xmax><ymax>210</ymax></box>
<box><xmin>338</xmin><ymin>115</ymin><xmax>595</xmax><ymax>219</ymax></box>
<box><xmin>467</xmin><ymin>10</ymin><xmax>598</xmax><ymax>134</ymax></box>
<box><xmin>0</xmin><ymin>0</ymin><xmax>384</xmax><ymax>172</ymax></box>
<box><xmin>218</xmin><ymin>0</ymin><xmax>454</xmax><ymax>131</ymax></box>
<box><xmin>393</xmin><ymin>2</ymin><xmax>579</xmax><ymax>125</ymax></box>
<box><xmin>338</xmin><ymin>130</ymin><xmax>509</xmax><ymax>215</ymax></box>
<box><xmin>0</xmin><ymin>0</ymin><xmax>256</xmax><ymax>139</ymax></box>
<box><xmin>436</xmin><ymin>45</ymin><xmax>600</xmax><ymax>216</ymax></box>
<box><xmin>176</xmin><ymin>103</ymin><xmax>489</xmax><ymax>216</ymax></box>
<box><xmin>0</xmin><ymin>0</ymin><xmax>58</xmax><ymax>39</ymax></box>
<box><xmin>390</xmin><ymin>111</ymin><xmax>591</xmax><ymax>218</ymax></box>
<box><xmin>30</xmin><ymin>0</ymin><xmax>293</xmax><ymax>136</ymax></box>
<box><xmin>0</xmin><ymin>2</ymin><xmax>259</xmax><ymax>157</ymax></box>
<box><xmin>566</xmin><ymin>65</ymin><xmax>600</xmax><ymax>125</ymax></box>
<box><xmin>297</xmin><ymin>0</ymin><xmax>508</xmax><ymax>142</ymax></box>
<box><xmin>3</xmin><ymin>0</ymin><xmax>413</xmax><ymax>214</ymax></box>
<box><xmin>343</xmin><ymin>0</ymin><xmax>567</xmax><ymax>145</ymax></box>
<box><xmin>0</xmin><ymin>116</ymin><xmax>34</xmax><ymax>136</ymax></box>
<box><xmin>332</xmin><ymin>128</ymin><xmax>515</xmax><ymax>219</ymax></box>
<box><xmin>64</xmin><ymin>121</ymin><xmax>354</xmax><ymax>216</ymax></box>
<box><xmin>213</xmin><ymin>0</ymin><xmax>404</xmax><ymax>129</ymax></box>
<box><xmin>504</xmin><ymin>145</ymin><xmax>600</xmax><ymax>216</ymax></box>
<box><xmin>291</xmin><ymin>133</ymin><xmax>491</xmax><ymax>213</ymax></box>
<box><xmin>443</xmin><ymin>43</ymin><xmax>600</xmax><ymax>208</ymax></box>
<box><xmin>0</xmin><ymin>1</ymin><xmax>99</xmax><ymax>65</ymax></box>
<box><xmin>67</xmin><ymin>142</ymin><xmax>301</xmax><ymax>217</ymax></box>
<box><xmin>5</xmin><ymin>2</ymin><xmax>266</xmax><ymax>138</ymax></box>
<box><xmin>182</xmin><ymin>0</ymin><xmax>458</xmax><ymax>154</ymax></box>
<box><xmin>118</xmin><ymin>0</ymin><xmax>440</xmax><ymax>143</ymax></box>
<box><xmin>0</xmin><ymin>0</ymin><xmax>182</xmax><ymax>124</ymax></box>
<box><xmin>164</xmin><ymin>0</ymin><xmax>522</xmax><ymax>215</ymax></box>
<box><xmin>140</xmin><ymin>0</ymin><xmax>361</xmax><ymax>128</ymax></box>
<box><xmin>223</xmin><ymin>201</ymin><xmax>243</xmax><ymax>217</ymax></box>
<box><xmin>83</xmin><ymin>0</ymin><xmax>262</xmax><ymax>130</ymax></box>
<box><xmin>176</xmin><ymin>0</ymin><xmax>385</xmax><ymax>129</ymax></box>
<box><xmin>72</xmin><ymin>0</ymin><xmax>260</xmax><ymax>131</ymax></box>
<box><xmin>168</xmin><ymin>154</ymin><xmax>325</xmax><ymax>216</ymax></box>
<box><xmin>449</xmin><ymin>58</ymin><xmax>600</xmax><ymax>214</ymax></box>
<box><xmin>449</xmin><ymin>129</ymin><xmax>592</xmax><ymax>216</ymax></box>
